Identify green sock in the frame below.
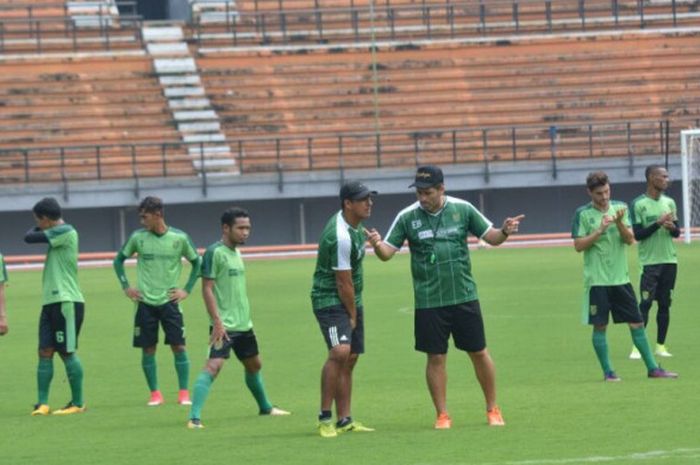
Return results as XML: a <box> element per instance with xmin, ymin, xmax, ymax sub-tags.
<box><xmin>245</xmin><ymin>371</ymin><xmax>273</xmax><ymax>412</ymax></box>
<box><xmin>592</xmin><ymin>330</ymin><xmax>613</xmax><ymax>374</ymax></box>
<box><xmin>62</xmin><ymin>354</ymin><xmax>84</xmax><ymax>407</ymax></box>
<box><xmin>630</xmin><ymin>326</ymin><xmax>658</xmax><ymax>371</ymax></box>
<box><xmin>190</xmin><ymin>371</ymin><xmax>214</xmax><ymax>420</ymax></box>
<box><xmin>174</xmin><ymin>351</ymin><xmax>190</xmax><ymax>390</ymax></box>
<box><xmin>141</xmin><ymin>352</ymin><xmax>158</xmax><ymax>391</ymax></box>
<box><xmin>37</xmin><ymin>357</ymin><xmax>54</xmax><ymax>405</ymax></box>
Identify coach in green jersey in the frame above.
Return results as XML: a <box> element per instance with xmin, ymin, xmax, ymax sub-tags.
<box><xmin>0</xmin><ymin>252</ymin><xmax>8</xmax><ymax>335</ymax></box>
<box><xmin>113</xmin><ymin>196</ymin><xmax>202</xmax><ymax>407</ymax></box>
<box><xmin>24</xmin><ymin>197</ymin><xmax>86</xmax><ymax>416</ymax></box>
<box><xmin>187</xmin><ymin>207</ymin><xmax>290</xmax><ymax>429</ymax></box>
<box><xmin>572</xmin><ymin>171</ymin><xmax>677</xmax><ymax>382</ymax></box>
<box><xmin>368</xmin><ymin>165</ymin><xmax>522</xmax><ymax>429</ymax></box>
<box><xmin>629</xmin><ymin>165</ymin><xmax>680</xmax><ymax>359</ymax></box>
<box><xmin>311</xmin><ymin>181</ymin><xmax>377</xmax><ymax>438</ymax></box>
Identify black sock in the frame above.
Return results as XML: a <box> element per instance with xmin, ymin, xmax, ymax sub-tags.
<box><xmin>336</xmin><ymin>416</ymin><xmax>352</xmax><ymax>427</ymax></box>
<box><xmin>318</xmin><ymin>410</ymin><xmax>332</xmax><ymax>421</ymax></box>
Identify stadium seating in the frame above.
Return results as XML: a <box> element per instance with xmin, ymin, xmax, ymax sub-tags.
<box><xmin>196</xmin><ymin>31</ymin><xmax>700</xmax><ymax>171</ymax></box>
<box><xmin>0</xmin><ymin>52</ymin><xmax>194</xmax><ymax>182</ymax></box>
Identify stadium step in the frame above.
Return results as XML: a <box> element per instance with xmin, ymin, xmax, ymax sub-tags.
<box><xmin>145</xmin><ymin>23</ymin><xmax>239</xmax><ymax>175</ymax></box>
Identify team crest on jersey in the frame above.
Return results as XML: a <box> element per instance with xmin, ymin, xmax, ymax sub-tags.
<box><xmin>172</xmin><ymin>239</ymin><xmax>181</xmax><ymax>249</ymax></box>
<box><xmin>452</xmin><ymin>212</ymin><xmax>460</xmax><ymax>222</ymax></box>
<box><xmin>411</xmin><ymin>220</ymin><xmax>422</xmax><ymax>229</ymax></box>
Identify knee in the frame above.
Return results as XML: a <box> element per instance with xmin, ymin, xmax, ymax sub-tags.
<box><xmin>170</xmin><ymin>345</ymin><xmax>186</xmax><ymax>354</ymax></box>
<box><xmin>38</xmin><ymin>348</ymin><xmax>54</xmax><ymax>358</ymax></box>
<box><xmin>328</xmin><ymin>345</ymin><xmax>351</xmax><ymax>364</ymax></box>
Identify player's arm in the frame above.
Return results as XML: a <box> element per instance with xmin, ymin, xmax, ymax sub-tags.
<box><xmin>483</xmin><ymin>214</ymin><xmax>525</xmax><ymax>246</ymax></box>
<box><xmin>23</xmin><ymin>227</ymin><xmax>48</xmax><ymax>244</ymax></box>
<box><xmin>202</xmin><ymin>278</ymin><xmax>228</xmax><ymax>345</ymax></box>
<box><xmin>169</xmin><ymin>252</ymin><xmax>202</xmax><ymax>303</ymax></box>
<box><xmin>667</xmin><ymin>220</ymin><xmax>681</xmax><ymax>238</ymax></box>
<box><xmin>574</xmin><ymin>215</ymin><xmax>613</xmax><ymax>252</ymax></box>
<box><xmin>335</xmin><ymin>270</ymin><xmax>357</xmax><ymax>329</ymax></box>
<box><xmin>613</xmin><ymin>207</ymin><xmax>634</xmax><ymax>245</ymax></box>
<box><xmin>0</xmin><ymin>283</ymin><xmax>8</xmax><ymax>336</ymax></box>
<box><xmin>113</xmin><ymin>250</ymin><xmax>141</xmax><ymax>301</ymax></box>
<box><xmin>365</xmin><ymin>228</ymin><xmax>398</xmax><ymax>261</ymax></box>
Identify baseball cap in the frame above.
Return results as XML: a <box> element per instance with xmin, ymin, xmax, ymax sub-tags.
<box><xmin>340</xmin><ymin>181</ymin><xmax>378</xmax><ymax>201</ymax></box>
<box><xmin>409</xmin><ymin>165</ymin><xmax>444</xmax><ymax>188</ymax></box>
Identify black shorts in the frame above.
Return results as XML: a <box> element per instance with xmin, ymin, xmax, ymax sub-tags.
<box><xmin>314</xmin><ymin>305</ymin><xmax>364</xmax><ymax>354</ymax></box>
<box><xmin>640</xmin><ymin>263</ymin><xmax>677</xmax><ymax>307</ymax></box>
<box><xmin>209</xmin><ymin>329</ymin><xmax>259</xmax><ymax>361</ymax></box>
<box><xmin>588</xmin><ymin>284</ymin><xmax>643</xmax><ymax>325</ymax></box>
<box><xmin>414</xmin><ymin>301</ymin><xmax>486</xmax><ymax>354</ymax></box>
<box><xmin>39</xmin><ymin>302</ymin><xmax>85</xmax><ymax>353</ymax></box>
<box><xmin>133</xmin><ymin>301</ymin><xmax>186</xmax><ymax>347</ymax></box>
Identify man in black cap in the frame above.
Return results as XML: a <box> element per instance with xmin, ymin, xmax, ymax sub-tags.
<box><xmin>310</xmin><ymin>180</ymin><xmax>377</xmax><ymax>437</ymax></box>
<box><xmin>366</xmin><ymin>165</ymin><xmax>524</xmax><ymax>429</ymax></box>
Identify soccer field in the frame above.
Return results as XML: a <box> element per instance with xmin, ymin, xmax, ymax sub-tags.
<box><xmin>1</xmin><ymin>244</ymin><xmax>699</xmax><ymax>465</ymax></box>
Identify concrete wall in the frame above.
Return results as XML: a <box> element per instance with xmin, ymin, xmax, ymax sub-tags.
<box><xmin>0</xmin><ymin>181</ymin><xmax>682</xmax><ymax>255</ymax></box>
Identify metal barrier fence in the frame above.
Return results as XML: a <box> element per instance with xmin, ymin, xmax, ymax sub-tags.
<box><xmin>0</xmin><ymin>1</ymin><xmax>141</xmax><ymax>53</ymax></box>
<box><xmin>0</xmin><ymin>119</ymin><xmax>689</xmax><ymax>197</ymax></box>
<box><xmin>191</xmin><ymin>0</ymin><xmax>697</xmax><ymax>47</ymax></box>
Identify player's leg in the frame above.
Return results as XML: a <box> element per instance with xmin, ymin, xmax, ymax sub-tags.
<box><xmin>453</xmin><ymin>301</ymin><xmax>504</xmax><ymax>426</ymax></box>
<box><xmin>53</xmin><ymin>302</ymin><xmax>86</xmax><ymax>414</ymax></box>
<box><xmin>335</xmin><ymin>306</ymin><xmax>367</xmax><ymax>429</ymax></box>
<box><xmin>415</xmin><ymin>306</ymin><xmax>450</xmax><ymax>428</ymax></box>
<box><xmin>189</xmin><ymin>353</ymin><xmax>226</xmax><ymax>428</ymax></box>
<box><xmin>134</xmin><ymin>302</ymin><xmax>161</xmax><ymax>404</ymax></box>
<box><xmin>638</xmin><ymin>265</ymin><xmax>659</xmax><ymax>328</ymax></box>
<box><xmin>162</xmin><ymin>302</ymin><xmax>190</xmax><ymax>404</ymax></box>
<box><xmin>314</xmin><ymin>305</ymin><xmax>353</xmax><ymax>437</ymax></box>
<box><xmin>589</xmin><ymin>287</ymin><xmax>617</xmax><ymax>380</ymax></box>
<box><xmin>33</xmin><ymin>305</ymin><xmax>56</xmax><ymax>415</ymax></box>
<box><xmin>654</xmin><ymin>264</ymin><xmax>677</xmax><ymax>355</ymax></box>
<box><xmin>233</xmin><ymin>331</ymin><xmax>274</xmax><ymax>414</ymax></box>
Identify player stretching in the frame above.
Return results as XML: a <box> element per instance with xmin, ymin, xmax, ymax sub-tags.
<box><xmin>25</xmin><ymin>197</ymin><xmax>86</xmax><ymax>416</ymax></box>
<box><xmin>114</xmin><ymin>196</ymin><xmax>201</xmax><ymax>406</ymax></box>
<box><xmin>188</xmin><ymin>207</ymin><xmax>290</xmax><ymax>429</ymax></box>
<box><xmin>629</xmin><ymin>165</ymin><xmax>680</xmax><ymax>360</ymax></box>
<box><xmin>572</xmin><ymin>171</ymin><xmax>677</xmax><ymax>381</ymax></box>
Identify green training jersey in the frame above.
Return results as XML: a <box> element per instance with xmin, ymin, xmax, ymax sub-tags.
<box><xmin>0</xmin><ymin>253</ymin><xmax>7</xmax><ymax>283</ymax></box>
<box><xmin>119</xmin><ymin>227</ymin><xmax>199</xmax><ymax>306</ymax></box>
<box><xmin>201</xmin><ymin>241</ymin><xmax>252</xmax><ymax>332</ymax></box>
<box><xmin>630</xmin><ymin>194</ymin><xmax>678</xmax><ymax>266</ymax></box>
<box><xmin>385</xmin><ymin>196</ymin><xmax>492</xmax><ymax>309</ymax></box>
<box><xmin>571</xmin><ymin>201</ymin><xmax>631</xmax><ymax>286</ymax></box>
<box><xmin>311</xmin><ymin>211</ymin><xmax>366</xmax><ymax>311</ymax></box>
<box><xmin>42</xmin><ymin>224</ymin><xmax>84</xmax><ymax>305</ymax></box>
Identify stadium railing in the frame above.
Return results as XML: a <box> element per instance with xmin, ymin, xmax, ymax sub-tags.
<box><xmin>0</xmin><ymin>1</ymin><xmax>142</xmax><ymax>54</ymax></box>
<box><xmin>189</xmin><ymin>0</ymin><xmax>700</xmax><ymax>47</ymax></box>
<box><xmin>0</xmin><ymin>118</ymin><xmax>687</xmax><ymax>192</ymax></box>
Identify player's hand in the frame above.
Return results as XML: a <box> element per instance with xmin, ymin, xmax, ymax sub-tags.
<box><xmin>169</xmin><ymin>288</ymin><xmax>189</xmax><ymax>303</ymax></box>
<box><xmin>0</xmin><ymin>318</ymin><xmax>8</xmax><ymax>336</ymax></box>
<box><xmin>599</xmin><ymin>215</ymin><xmax>614</xmax><ymax>233</ymax></box>
<box><xmin>350</xmin><ymin>317</ymin><xmax>357</xmax><ymax>330</ymax></box>
<box><xmin>210</xmin><ymin>320</ymin><xmax>229</xmax><ymax>346</ymax></box>
<box><xmin>501</xmin><ymin>214</ymin><xmax>525</xmax><ymax>235</ymax></box>
<box><xmin>124</xmin><ymin>287</ymin><xmax>142</xmax><ymax>301</ymax></box>
<box><xmin>363</xmin><ymin>227</ymin><xmax>382</xmax><ymax>247</ymax></box>
<box><xmin>613</xmin><ymin>207</ymin><xmax>626</xmax><ymax>223</ymax></box>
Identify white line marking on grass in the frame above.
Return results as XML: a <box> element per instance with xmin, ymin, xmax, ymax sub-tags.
<box><xmin>470</xmin><ymin>448</ymin><xmax>700</xmax><ymax>465</ymax></box>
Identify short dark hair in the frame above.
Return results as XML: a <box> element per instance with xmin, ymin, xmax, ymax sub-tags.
<box><xmin>139</xmin><ymin>196</ymin><xmax>164</xmax><ymax>215</ymax></box>
<box><xmin>32</xmin><ymin>197</ymin><xmax>62</xmax><ymax>220</ymax></box>
<box><xmin>221</xmin><ymin>207</ymin><xmax>250</xmax><ymax>226</ymax></box>
<box><xmin>586</xmin><ymin>171</ymin><xmax>609</xmax><ymax>191</ymax></box>
<box><xmin>645</xmin><ymin>164</ymin><xmax>663</xmax><ymax>181</ymax></box>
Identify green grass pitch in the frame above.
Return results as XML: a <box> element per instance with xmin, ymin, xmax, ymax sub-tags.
<box><xmin>1</xmin><ymin>244</ymin><xmax>699</xmax><ymax>465</ymax></box>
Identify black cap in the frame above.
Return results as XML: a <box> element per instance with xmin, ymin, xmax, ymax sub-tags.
<box><xmin>409</xmin><ymin>165</ymin><xmax>444</xmax><ymax>188</ymax></box>
<box><xmin>340</xmin><ymin>181</ymin><xmax>378</xmax><ymax>201</ymax></box>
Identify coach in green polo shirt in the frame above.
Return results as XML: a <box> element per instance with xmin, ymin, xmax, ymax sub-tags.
<box><xmin>572</xmin><ymin>171</ymin><xmax>677</xmax><ymax>382</ymax></box>
<box><xmin>368</xmin><ymin>165</ymin><xmax>523</xmax><ymax>429</ymax></box>
<box><xmin>629</xmin><ymin>165</ymin><xmax>680</xmax><ymax>359</ymax></box>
